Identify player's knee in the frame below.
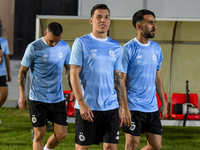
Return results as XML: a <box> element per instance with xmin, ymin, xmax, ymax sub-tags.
<box><xmin>55</xmin><ymin>131</ymin><xmax>67</xmax><ymax>142</ymax></box>
<box><xmin>126</xmin><ymin>140</ymin><xmax>140</xmax><ymax>150</ymax></box>
<box><xmin>34</xmin><ymin>130</ymin><xmax>46</xmax><ymax>142</ymax></box>
<box><xmin>0</xmin><ymin>92</ymin><xmax>8</xmax><ymax>100</ymax></box>
<box><xmin>103</xmin><ymin>143</ymin><xmax>117</xmax><ymax>150</ymax></box>
<box><xmin>153</xmin><ymin>143</ymin><xmax>162</xmax><ymax>150</ymax></box>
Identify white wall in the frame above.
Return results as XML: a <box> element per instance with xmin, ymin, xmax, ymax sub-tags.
<box><xmin>79</xmin><ymin>0</ymin><xmax>200</xmax><ymax>19</ymax></box>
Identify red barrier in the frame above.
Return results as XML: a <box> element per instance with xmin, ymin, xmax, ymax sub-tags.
<box><xmin>63</xmin><ymin>90</ymin><xmax>75</xmax><ymax>117</ymax></box>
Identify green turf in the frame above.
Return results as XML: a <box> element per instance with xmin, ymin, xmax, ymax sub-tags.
<box><xmin>0</xmin><ymin>107</ymin><xmax>200</xmax><ymax>150</ymax></box>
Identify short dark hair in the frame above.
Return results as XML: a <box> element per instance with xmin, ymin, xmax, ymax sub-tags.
<box><xmin>47</xmin><ymin>22</ymin><xmax>63</xmax><ymax>36</ymax></box>
<box><xmin>132</xmin><ymin>9</ymin><xmax>156</xmax><ymax>29</ymax></box>
<box><xmin>91</xmin><ymin>4</ymin><xmax>110</xmax><ymax>17</ymax></box>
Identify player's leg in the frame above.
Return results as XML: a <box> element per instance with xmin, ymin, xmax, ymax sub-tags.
<box><xmin>103</xmin><ymin>143</ymin><xmax>117</xmax><ymax>150</ymax></box>
<box><xmin>122</xmin><ymin>111</ymin><xmax>142</xmax><ymax>150</ymax></box>
<box><xmin>29</xmin><ymin>100</ymin><xmax>49</xmax><ymax>150</ymax></box>
<box><xmin>0</xmin><ymin>76</ymin><xmax>8</xmax><ymax>106</ymax></box>
<box><xmin>0</xmin><ymin>86</ymin><xmax>8</xmax><ymax>106</ymax></box>
<box><xmin>33</xmin><ymin>126</ymin><xmax>46</xmax><ymax>150</ymax></box>
<box><xmin>103</xmin><ymin>109</ymin><xmax>120</xmax><ymax>150</ymax></box>
<box><xmin>125</xmin><ymin>133</ymin><xmax>140</xmax><ymax>150</ymax></box>
<box><xmin>75</xmin><ymin>144</ymin><xmax>89</xmax><ymax>150</ymax></box>
<box><xmin>44</xmin><ymin>100</ymin><xmax>68</xmax><ymax>149</ymax></box>
<box><xmin>45</xmin><ymin>123</ymin><xmax>68</xmax><ymax>149</ymax></box>
<box><xmin>140</xmin><ymin>111</ymin><xmax>162</xmax><ymax>150</ymax></box>
<box><xmin>140</xmin><ymin>133</ymin><xmax>162</xmax><ymax>150</ymax></box>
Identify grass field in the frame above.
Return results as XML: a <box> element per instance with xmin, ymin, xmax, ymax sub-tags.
<box><xmin>0</xmin><ymin>107</ymin><xmax>200</xmax><ymax>150</ymax></box>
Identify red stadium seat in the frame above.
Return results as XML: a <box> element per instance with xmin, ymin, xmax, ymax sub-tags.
<box><xmin>63</xmin><ymin>90</ymin><xmax>75</xmax><ymax>117</ymax></box>
<box><xmin>170</xmin><ymin>93</ymin><xmax>200</xmax><ymax>120</ymax></box>
<box><xmin>156</xmin><ymin>93</ymin><xmax>169</xmax><ymax>119</ymax></box>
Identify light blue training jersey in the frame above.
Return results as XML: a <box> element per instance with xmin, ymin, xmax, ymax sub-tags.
<box><xmin>122</xmin><ymin>38</ymin><xmax>163</xmax><ymax>112</ymax></box>
<box><xmin>70</xmin><ymin>33</ymin><xmax>122</xmax><ymax>111</ymax></box>
<box><xmin>0</xmin><ymin>37</ymin><xmax>9</xmax><ymax>76</ymax></box>
<box><xmin>21</xmin><ymin>38</ymin><xmax>71</xmax><ymax>103</ymax></box>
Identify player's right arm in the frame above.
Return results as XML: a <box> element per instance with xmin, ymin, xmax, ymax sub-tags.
<box><xmin>70</xmin><ymin>64</ymin><xmax>94</xmax><ymax>122</ymax></box>
<box><xmin>18</xmin><ymin>65</ymin><xmax>29</xmax><ymax>111</ymax></box>
<box><xmin>121</xmin><ymin>72</ymin><xmax>132</xmax><ymax>127</ymax></box>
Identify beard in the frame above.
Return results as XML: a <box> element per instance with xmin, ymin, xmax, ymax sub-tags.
<box><xmin>141</xmin><ymin>28</ymin><xmax>155</xmax><ymax>38</ymax></box>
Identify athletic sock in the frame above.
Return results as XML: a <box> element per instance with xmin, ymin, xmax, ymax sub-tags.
<box><xmin>44</xmin><ymin>145</ymin><xmax>53</xmax><ymax>150</ymax></box>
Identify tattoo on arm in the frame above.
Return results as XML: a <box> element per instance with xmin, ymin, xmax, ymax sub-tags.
<box><xmin>65</xmin><ymin>65</ymin><xmax>70</xmax><ymax>83</ymax></box>
<box><xmin>79</xmin><ymin>98</ymin><xmax>83</xmax><ymax>102</ymax></box>
<box><xmin>18</xmin><ymin>72</ymin><xmax>27</xmax><ymax>92</ymax></box>
<box><xmin>114</xmin><ymin>71</ymin><xmax>122</xmax><ymax>107</ymax></box>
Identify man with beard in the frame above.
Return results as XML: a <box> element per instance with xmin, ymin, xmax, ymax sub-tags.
<box><xmin>121</xmin><ymin>9</ymin><xmax>168</xmax><ymax>150</ymax></box>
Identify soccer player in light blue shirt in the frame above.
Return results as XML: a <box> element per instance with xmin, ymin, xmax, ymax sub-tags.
<box><xmin>70</xmin><ymin>4</ymin><xmax>123</xmax><ymax>149</ymax></box>
<box><xmin>0</xmin><ymin>44</ymin><xmax>2</xmax><ymax>64</ymax></box>
<box><xmin>0</xmin><ymin>37</ymin><xmax>11</xmax><ymax>107</ymax></box>
<box><xmin>121</xmin><ymin>9</ymin><xmax>168</xmax><ymax>150</ymax></box>
<box><xmin>18</xmin><ymin>22</ymin><xmax>72</xmax><ymax>150</ymax></box>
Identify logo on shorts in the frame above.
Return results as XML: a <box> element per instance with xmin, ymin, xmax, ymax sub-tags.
<box><xmin>32</xmin><ymin>115</ymin><xmax>37</xmax><ymax>123</ymax></box>
<box><xmin>130</xmin><ymin>122</ymin><xmax>136</xmax><ymax>131</ymax></box>
<box><xmin>115</xmin><ymin>131</ymin><xmax>119</xmax><ymax>140</ymax></box>
<box><xmin>79</xmin><ymin>132</ymin><xmax>85</xmax><ymax>142</ymax></box>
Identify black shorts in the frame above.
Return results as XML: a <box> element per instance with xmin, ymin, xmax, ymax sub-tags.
<box><xmin>0</xmin><ymin>76</ymin><xmax>7</xmax><ymax>86</ymax></box>
<box><xmin>75</xmin><ymin>108</ymin><xmax>119</xmax><ymax>145</ymax></box>
<box><xmin>29</xmin><ymin>100</ymin><xmax>68</xmax><ymax>127</ymax></box>
<box><xmin>122</xmin><ymin>110</ymin><xmax>162</xmax><ymax>136</ymax></box>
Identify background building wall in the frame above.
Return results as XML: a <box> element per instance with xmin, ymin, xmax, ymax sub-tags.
<box><xmin>0</xmin><ymin>0</ymin><xmax>15</xmax><ymax>55</ymax></box>
<box><xmin>79</xmin><ymin>0</ymin><xmax>200</xmax><ymax>19</ymax></box>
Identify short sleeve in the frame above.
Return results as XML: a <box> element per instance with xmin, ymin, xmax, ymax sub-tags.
<box><xmin>121</xmin><ymin>45</ymin><xmax>129</xmax><ymax>74</ymax></box>
<box><xmin>1</xmin><ymin>39</ymin><xmax>9</xmax><ymax>55</ymax></box>
<box><xmin>157</xmin><ymin>45</ymin><xmax>163</xmax><ymax>70</ymax></box>
<box><xmin>69</xmin><ymin>38</ymin><xmax>83</xmax><ymax>66</ymax></box>
<box><xmin>21</xmin><ymin>44</ymin><xmax>35</xmax><ymax>67</ymax></box>
<box><xmin>114</xmin><ymin>46</ymin><xmax>122</xmax><ymax>71</ymax></box>
<box><xmin>64</xmin><ymin>44</ymin><xmax>71</xmax><ymax>65</ymax></box>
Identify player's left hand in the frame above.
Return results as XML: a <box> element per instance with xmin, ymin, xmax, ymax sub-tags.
<box><xmin>69</xmin><ymin>90</ymin><xmax>75</xmax><ymax>102</ymax></box>
<box><xmin>159</xmin><ymin>101</ymin><xmax>168</xmax><ymax>119</ymax></box>
<box><xmin>7</xmin><ymin>75</ymin><xmax>12</xmax><ymax>82</ymax></box>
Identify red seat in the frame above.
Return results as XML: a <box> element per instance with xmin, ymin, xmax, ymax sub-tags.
<box><xmin>63</xmin><ymin>90</ymin><xmax>75</xmax><ymax>117</ymax></box>
<box><xmin>170</xmin><ymin>93</ymin><xmax>200</xmax><ymax>120</ymax></box>
<box><xmin>156</xmin><ymin>93</ymin><xmax>169</xmax><ymax>119</ymax></box>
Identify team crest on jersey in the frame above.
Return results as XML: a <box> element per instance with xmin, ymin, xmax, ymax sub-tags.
<box><xmin>130</xmin><ymin>122</ymin><xmax>136</xmax><ymax>131</ymax></box>
<box><xmin>152</xmin><ymin>55</ymin><xmax>157</xmax><ymax>61</ymax></box>
<box><xmin>58</xmin><ymin>52</ymin><xmax>63</xmax><ymax>58</ymax></box>
<box><xmin>109</xmin><ymin>49</ymin><xmax>115</xmax><ymax>56</ymax></box>
<box><xmin>79</xmin><ymin>132</ymin><xmax>85</xmax><ymax>141</ymax></box>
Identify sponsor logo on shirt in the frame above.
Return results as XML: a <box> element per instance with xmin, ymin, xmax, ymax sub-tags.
<box><xmin>137</xmin><ymin>55</ymin><xmax>142</xmax><ymax>59</ymax></box>
<box><xmin>91</xmin><ymin>49</ymin><xmax>97</xmax><ymax>52</ymax></box>
<box><xmin>43</xmin><ymin>54</ymin><xmax>48</xmax><ymax>62</ymax></box>
<box><xmin>92</xmin><ymin>53</ymin><xmax>96</xmax><ymax>57</ymax></box>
